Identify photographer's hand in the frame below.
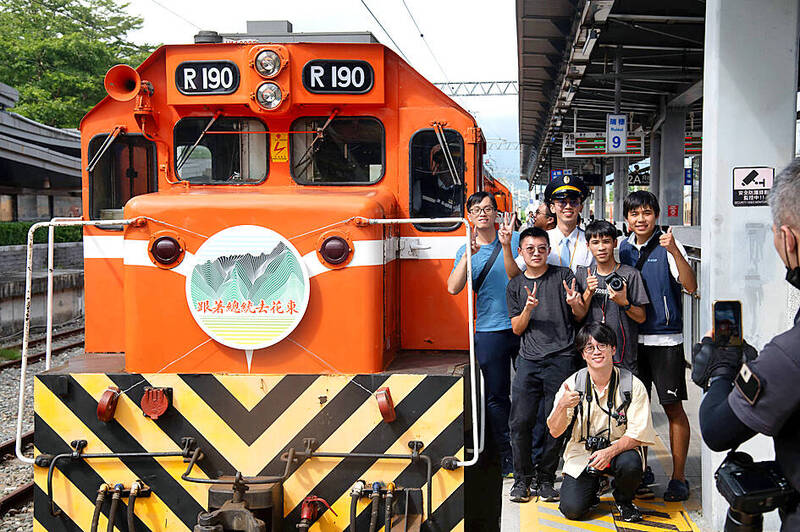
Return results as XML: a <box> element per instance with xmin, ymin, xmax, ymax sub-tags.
<box><xmin>607</xmin><ymin>285</ymin><xmax>629</xmax><ymax>307</ymax></box>
<box><xmin>692</xmin><ymin>334</ymin><xmax>758</xmax><ymax>390</ymax></box>
<box><xmin>587</xmin><ymin>447</ymin><xmax>616</xmax><ymax>470</ymax></box>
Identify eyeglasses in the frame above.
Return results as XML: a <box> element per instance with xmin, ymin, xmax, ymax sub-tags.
<box><xmin>522</xmin><ymin>245</ymin><xmax>549</xmax><ymax>255</ymax></box>
<box><xmin>582</xmin><ymin>343</ymin><xmax>610</xmax><ymax>355</ymax></box>
<box><xmin>468</xmin><ymin>206</ymin><xmax>496</xmax><ymax>215</ymax></box>
<box><xmin>553</xmin><ymin>198</ymin><xmax>582</xmax><ymax>208</ymax></box>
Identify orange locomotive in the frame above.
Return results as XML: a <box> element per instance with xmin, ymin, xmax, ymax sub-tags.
<box><xmin>32</xmin><ymin>31</ymin><xmax>503</xmax><ymax>532</ymax></box>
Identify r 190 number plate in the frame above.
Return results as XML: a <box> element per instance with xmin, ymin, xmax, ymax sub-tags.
<box><xmin>302</xmin><ymin>60</ymin><xmax>374</xmax><ymax>94</ymax></box>
<box><xmin>175</xmin><ymin>61</ymin><xmax>240</xmax><ymax>95</ymax></box>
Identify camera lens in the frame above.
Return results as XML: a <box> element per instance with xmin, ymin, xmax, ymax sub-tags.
<box><xmin>607</xmin><ymin>273</ymin><xmax>625</xmax><ymax>292</ymax></box>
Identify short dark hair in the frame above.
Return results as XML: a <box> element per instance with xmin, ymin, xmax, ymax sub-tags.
<box><xmin>575</xmin><ymin>322</ymin><xmax>618</xmax><ymax>353</ymax></box>
<box><xmin>519</xmin><ymin>226</ymin><xmax>549</xmax><ymax>246</ymax></box>
<box><xmin>623</xmin><ymin>190</ymin><xmax>660</xmax><ymax>218</ymax></box>
<box><xmin>585</xmin><ymin>220</ymin><xmax>618</xmax><ymax>242</ymax></box>
<box><xmin>466</xmin><ymin>191</ymin><xmax>497</xmax><ymax>212</ymax></box>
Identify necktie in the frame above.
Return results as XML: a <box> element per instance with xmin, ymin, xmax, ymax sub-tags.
<box><xmin>560</xmin><ymin>238</ymin><xmax>571</xmax><ymax>267</ymax></box>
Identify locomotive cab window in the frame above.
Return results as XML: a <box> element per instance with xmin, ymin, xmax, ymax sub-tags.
<box><xmin>88</xmin><ymin>134</ymin><xmax>156</xmax><ymax>225</ymax></box>
<box><xmin>290</xmin><ymin>117</ymin><xmax>384</xmax><ymax>185</ymax></box>
<box><xmin>174</xmin><ymin>117</ymin><xmax>267</xmax><ymax>184</ymax></box>
<box><xmin>409</xmin><ymin>128</ymin><xmax>465</xmax><ymax>231</ymax></box>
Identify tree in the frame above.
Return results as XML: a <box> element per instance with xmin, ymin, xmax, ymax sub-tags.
<box><xmin>0</xmin><ymin>0</ymin><xmax>155</xmax><ymax>128</ymax></box>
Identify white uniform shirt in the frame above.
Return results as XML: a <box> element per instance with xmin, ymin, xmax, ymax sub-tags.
<box><xmin>549</xmin><ymin>368</ymin><xmax>657</xmax><ymax>479</ymax></box>
<box><xmin>547</xmin><ymin>226</ymin><xmax>595</xmax><ymax>273</ymax></box>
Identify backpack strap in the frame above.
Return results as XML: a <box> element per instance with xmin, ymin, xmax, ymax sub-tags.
<box><xmin>634</xmin><ymin>230</ymin><xmax>662</xmax><ymax>271</ymax></box>
<box><xmin>613</xmin><ymin>368</ymin><xmax>634</xmax><ymax>425</ymax></box>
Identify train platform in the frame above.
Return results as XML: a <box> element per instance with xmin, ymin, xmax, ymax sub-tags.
<box><xmin>501</xmin><ymin>367</ymin><xmax>706</xmax><ymax>531</ymax></box>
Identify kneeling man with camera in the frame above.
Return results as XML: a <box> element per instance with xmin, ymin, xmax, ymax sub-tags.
<box><xmin>548</xmin><ymin>322</ymin><xmax>657</xmax><ymax>522</ymax></box>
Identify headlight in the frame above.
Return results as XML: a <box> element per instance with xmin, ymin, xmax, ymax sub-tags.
<box><xmin>320</xmin><ymin>236</ymin><xmax>350</xmax><ymax>265</ymax></box>
<box><xmin>150</xmin><ymin>236</ymin><xmax>183</xmax><ymax>265</ymax></box>
<box><xmin>256</xmin><ymin>82</ymin><xmax>282</xmax><ymax>110</ymax></box>
<box><xmin>254</xmin><ymin>50</ymin><xmax>281</xmax><ymax>78</ymax></box>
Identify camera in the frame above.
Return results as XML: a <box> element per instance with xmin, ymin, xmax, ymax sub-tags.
<box><xmin>715</xmin><ymin>451</ymin><xmax>798</xmax><ymax>531</ymax></box>
<box><xmin>584</xmin><ymin>435</ymin><xmax>611</xmax><ymax>476</ymax></box>
<box><xmin>594</xmin><ymin>272</ymin><xmax>625</xmax><ymax>296</ymax></box>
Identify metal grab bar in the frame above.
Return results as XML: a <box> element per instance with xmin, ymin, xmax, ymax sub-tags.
<box><xmin>357</xmin><ymin>216</ymin><xmax>482</xmax><ymax>468</ymax></box>
<box><xmin>16</xmin><ymin>218</ymin><xmax>133</xmax><ymax>465</ymax></box>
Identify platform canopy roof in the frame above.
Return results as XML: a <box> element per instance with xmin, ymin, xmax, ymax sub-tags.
<box><xmin>517</xmin><ymin>0</ymin><xmax>705</xmax><ymax>185</ymax></box>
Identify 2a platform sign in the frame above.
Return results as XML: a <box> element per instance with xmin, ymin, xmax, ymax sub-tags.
<box><xmin>562</xmin><ymin>132</ymin><xmax>644</xmax><ymax>158</ymax></box>
<box><xmin>733</xmin><ymin>166</ymin><xmax>774</xmax><ymax>207</ymax></box>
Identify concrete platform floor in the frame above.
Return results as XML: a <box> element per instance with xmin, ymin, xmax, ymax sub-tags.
<box><xmin>501</xmin><ymin>367</ymin><xmax>708</xmax><ymax>531</ymax></box>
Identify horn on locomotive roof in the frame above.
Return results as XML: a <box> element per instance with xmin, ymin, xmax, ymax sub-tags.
<box><xmin>105</xmin><ymin>64</ymin><xmax>147</xmax><ymax>102</ymax></box>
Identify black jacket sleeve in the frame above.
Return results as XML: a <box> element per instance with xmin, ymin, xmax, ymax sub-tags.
<box><xmin>699</xmin><ymin>377</ymin><xmax>757</xmax><ymax>452</ymax></box>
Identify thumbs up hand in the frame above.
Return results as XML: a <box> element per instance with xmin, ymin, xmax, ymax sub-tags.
<box><xmin>558</xmin><ymin>382</ymin><xmax>581</xmax><ymax>409</ymax></box>
<box><xmin>659</xmin><ymin>226</ymin><xmax>679</xmax><ymax>255</ymax></box>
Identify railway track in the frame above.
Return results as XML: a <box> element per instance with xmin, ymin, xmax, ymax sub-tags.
<box><xmin>0</xmin><ymin>325</ymin><xmax>85</xmax><ymax>371</ymax></box>
<box><xmin>0</xmin><ymin>431</ymin><xmax>34</xmax><ymax>517</ymax></box>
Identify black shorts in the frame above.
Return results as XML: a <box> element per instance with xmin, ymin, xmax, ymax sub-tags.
<box><xmin>636</xmin><ymin>343</ymin><xmax>687</xmax><ymax>405</ymax></box>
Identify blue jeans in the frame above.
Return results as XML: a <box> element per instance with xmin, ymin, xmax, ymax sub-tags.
<box><xmin>475</xmin><ymin>329</ymin><xmax>518</xmax><ymax>471</ymax></box>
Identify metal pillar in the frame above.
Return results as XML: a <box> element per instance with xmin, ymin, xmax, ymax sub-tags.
<box><xmin>658</xmin><ymin>107</ymin><xmax>686</xmax><ymax>225</ymax></box>
<box><xmin>612</xmin><ymin>47</ymin><xmax>627</xmax><ymax>222</ymax></box>
<box><xmin>701</xmin><ymin>0</ymin><xmax>799</xmax><ymax>528</ymax></box>
<box><xmin>649</xmin><ymin>131</ymin><xmax>661</xmax><ymax>199</ymax></box>
<box><xmin>595</xmin><ymin>159</ymin><xmax>606</xmax><ymax>220</ymax></box>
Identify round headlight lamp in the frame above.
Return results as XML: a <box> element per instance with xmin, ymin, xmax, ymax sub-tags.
<box><xmin>150</xmin><ymin>236</ymin><xmax>183</xmax><ymax>265</ymax></box>
<box><xmin>254</xmin><ymin>50</ymin><xmax>281</xmax><ymax>78</ymax></box>
<box><xmin>256</xmin><ymin>82</ymin><xmax>282</xmax><ymax>110</ymax></box>
<box><xmin>320</xmin><ymin>236</ymin><xmax>351</xmax><ymax>265</ymax></box>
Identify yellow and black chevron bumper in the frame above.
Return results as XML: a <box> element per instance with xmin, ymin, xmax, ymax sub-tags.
<box><xmin>33</xmin><ymin>373</ymin><xmax>465</xmax><ymax>531</ymax></box>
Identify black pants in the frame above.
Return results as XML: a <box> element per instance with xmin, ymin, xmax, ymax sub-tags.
<box><xmin>559</xmin><ymin>449</ymin><xmax>644</xmax><ymax>520</ymax></box>
<box><xmin>475</xmin><ymin>330</ymin><xmax>519</xmax><ymax>469</ymax></box>
<box><xmin>510</xmin><ymin>354</ymin><xmax>575</xmax><ymax>482</ymax></box>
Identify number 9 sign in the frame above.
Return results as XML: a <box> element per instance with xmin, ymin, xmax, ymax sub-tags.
<box><xmin>606</xmin><ymin>113</ymin><xmax>627</xmax><ymax>154</ymax></box>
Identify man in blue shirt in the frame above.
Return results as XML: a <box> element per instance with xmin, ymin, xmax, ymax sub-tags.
<box><xmin>449</xmin><ymin>191</ymin><xmax>523</xmax><ymax>476</ymax></box>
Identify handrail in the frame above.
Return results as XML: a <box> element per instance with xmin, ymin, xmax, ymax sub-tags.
<box><xmin>16</xmin><ymin>218</ymin><xmax>134</xmax><ymax>464</ymax></box>
<box><xmin>358</xmin><ymin>216</ymin><xmax>483</xmax><ymax>468</ymax></box>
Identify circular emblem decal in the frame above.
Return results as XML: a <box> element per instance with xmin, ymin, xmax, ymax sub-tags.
<box><xmin>563</xmin><ymin>175</ymin><xmax>571</xmax><ymax>184</ymax></box>
<box><xmin>186</xmin><ymin>225</ymin><xmax>310</xmax><ymax>350</ymax></box>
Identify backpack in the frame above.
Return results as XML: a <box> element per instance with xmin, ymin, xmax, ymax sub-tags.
<box><xmin>569</xmin><ymin>367</ymin><xmax>635</xmax><ymax>437</ymax></box>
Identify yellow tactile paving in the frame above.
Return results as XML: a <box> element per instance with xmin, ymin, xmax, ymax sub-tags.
<box><xmin>521</xmin><ymin>496</ymin><xmax>700</xmax><ymax>531</ymax></box>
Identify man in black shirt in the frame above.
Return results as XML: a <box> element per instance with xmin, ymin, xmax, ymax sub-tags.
<box><xmin>694</xmin><ymin>158</ymin><xmax>800</xmax><ymax>530</ymax></box>
<box><xmin>575</xmin><ymin>220</ymin><xmax>649</xmax><ymax>375</ymax></box>
<box><xmin>506</xmin><ymin>226</ymin><xmax>587</xmax><ymax>503</ymax></box>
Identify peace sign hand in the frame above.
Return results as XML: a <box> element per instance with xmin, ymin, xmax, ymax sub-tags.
<box><xmin>564</xmin><ymin>279</ymin><xmax>582</xmax><ymax>307</ymax></box>
<box><xmin>523</xmin><ymin>282</ymin><xmax>539</xmax><ymax>311</ymax></box>
<box><xmin>498</xmin><ymin>212</ymin><xmax>517</xmax><ymax>247</ymax></box>
<box><xmin>469</xmin><ymin>227</ymin><xmax>480</xmax><ymax>255</ymax></box>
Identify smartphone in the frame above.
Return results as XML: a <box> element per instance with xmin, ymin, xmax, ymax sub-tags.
<box><xmin>713</xmin><ymin>300</ymin><xmax>743</xmax><ymax>346</ymax></box>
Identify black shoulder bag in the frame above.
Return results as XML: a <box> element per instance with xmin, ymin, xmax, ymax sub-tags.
<box><xmin>473</xmin><ymin>241</ymin><xmax>503</xmax><ymax>292</ymax></box>
<box><xmin>634</xmin><ymin>230</ymin><xmax>662</xmax><ymax>271</ymax></box>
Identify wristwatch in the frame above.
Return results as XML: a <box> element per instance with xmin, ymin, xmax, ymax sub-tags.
<box><xmin>622</xmin><ymin>302</ymin><xmax>632</xmax><ymax>311</ymax></box>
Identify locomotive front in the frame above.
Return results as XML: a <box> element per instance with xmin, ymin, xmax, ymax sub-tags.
<box><xmin>31</xmin><ymin>37</ymin><xmax>490</xmax><ymax>531</ymax></box>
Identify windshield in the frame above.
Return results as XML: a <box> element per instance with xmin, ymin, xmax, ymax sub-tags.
<box><xmin>174</xmin><ymin>117</ymin><xmax>267</xmax><ymax>184</ymax></box>
<box><xmin>290</xmin><ymin>117</ymin><xmax>384</xmax><ymax>185</ymax></box>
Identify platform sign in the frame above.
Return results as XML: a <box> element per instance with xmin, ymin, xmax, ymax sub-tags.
<box><xmin>550</xmin><ymin>168</ymin><xmax>572</xmax><ymax>180</ymax></box>
<box><xmin>562</xmin><ymin>132</ymin><xmax>644</xmax><ymax>158</ymax></box>
<box><xmin>606</xmin><ymin>114</ymin><xmax>627</xmax><ymax>154</ymax></box>
<box><xmin>733</xmin><ymin>167</ymin><xmax>774</xmax><ymax>207</ymax></box>
<box><xmin>684</xmin><ymin>168</ymin><xmax>693</xmax><ymax>186</ymax></box>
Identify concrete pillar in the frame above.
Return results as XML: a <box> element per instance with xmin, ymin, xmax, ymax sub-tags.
<box><xmin>649</xmin><ymin>132</ymin><xmax>661</xmax><ymax>199</ymax></box>
<box><xmin>613</xmin><ymin>158</ymin><xmax>626</xmax><ymax>222</ymax></box>
<box><xmin>594</xmin><ymin>160</ymin><xmax>606</xmax><ymax>221</ymax></box>
<box><xmin>658</xmin><ymin>107</ymin><xmax>686</xmax><ymax>225</ymax></box>
<box><xmin>701</xmin><ymin>0</ymin><xmax>799</xmax><ymax>529</ymax></box>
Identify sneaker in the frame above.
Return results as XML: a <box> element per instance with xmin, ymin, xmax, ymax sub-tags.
<box><xmin>642</xmin><ymin>466</ymin><xmax>655</xmax><ymax>486</ymax></box>
<box><xmin>664</xmin><ymin>478</ymin><xmax>690</xmax><ymax>502</ymax></box>
<box><xmin>537</xmin><ymin>481</ymin><xmax>559</xmax><ymax>502</ymax></box>
<box><xmin>615</xmin><ymin>501</ymin><xmax>642</xmax><ymax>522</ymax></box>
<box><xmin>509</xmin><ymin>478</ymin><xmax>530</xmax><ymax>503</ymax></box>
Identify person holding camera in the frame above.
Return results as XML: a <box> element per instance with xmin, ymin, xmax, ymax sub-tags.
<box><xmin>693</xmin><ymin>159</ymin><xmax>800</xmax><ymax>530</ymax></box>
<box><xmin>548</xmin><ymin>322</ymin><xmax>657</xmax><ymax>523</ymax></box>
<box><xmin>575</xmin><ymin>220</ymin><xmax>649</xmax><ymax>375</ymax></box>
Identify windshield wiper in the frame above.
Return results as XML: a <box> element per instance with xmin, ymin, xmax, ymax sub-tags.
<box><xmin>176</xmin><ymin>111</ymin><xmax>222</xmax><ymax>171</ymax></box>
<box><xmin>291</xmin><ymin>108</ymin><xmax>339</xmax><ymax>175</ymax></box>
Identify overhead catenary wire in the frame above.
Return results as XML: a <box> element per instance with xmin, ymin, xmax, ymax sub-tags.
<box><xmin>358</xmin><ymin>0</ymin><xmax>410</xmax><ymax>63</ymax></box>
<box><xmin>146</xmin><ymin>0</ymin><xmax>201</xmax><ymax>30</ymax></box>
<box><xmin>400</xmin><ymin>0</ymin><xmax>449</xmax><ymax>82</ymax></box>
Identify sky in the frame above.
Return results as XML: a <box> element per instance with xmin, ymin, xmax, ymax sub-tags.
<box><xmin>121</xmin><ymin>0</ymin><xmax>529</xmax><ymax>199</ymax></box>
